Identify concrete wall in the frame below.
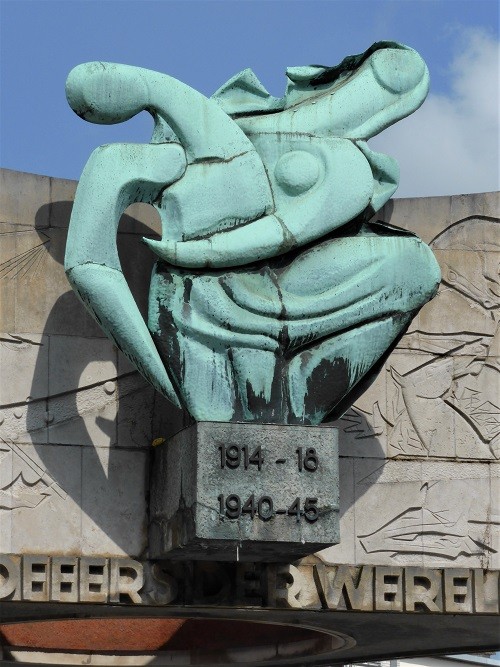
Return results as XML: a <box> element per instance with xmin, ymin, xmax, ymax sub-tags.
<box><xmin>0</xmin><ymin>169</ymin><xmax>498</xmax><ymax>570</ymax></box>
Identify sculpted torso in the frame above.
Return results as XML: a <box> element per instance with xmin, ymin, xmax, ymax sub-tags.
<box><xmin>64</xmin><ymin>43</ymin><xmax>440</xmax><ymax>423</ymax></box>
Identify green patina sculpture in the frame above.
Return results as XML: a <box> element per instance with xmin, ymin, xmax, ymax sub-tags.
<box><xmin>64</xmin><ymin>42</ymin><xmax>440</xmax><ymax>424</ymax></box>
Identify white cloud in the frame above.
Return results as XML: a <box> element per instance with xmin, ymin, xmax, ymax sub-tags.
<box><xmin>370</xmin><ymin>28</ymin><xmax>500</xmax><ymax>198</ymax></box>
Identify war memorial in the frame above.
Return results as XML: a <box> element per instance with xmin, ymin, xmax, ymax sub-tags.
<box><xmin>0</xmin><ymin>42</ymin><xmax>498</xmax><ymax>665</ymax></box>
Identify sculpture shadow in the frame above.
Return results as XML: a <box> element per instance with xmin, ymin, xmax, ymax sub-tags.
<box><xmin>26</xmin><ymin>200</ymin><xmax>384</xmax><ymax>555</ymax></box>
<box><xmin>25</xmin><ymin>201</ymin><xmax>185</xmax><ymax>553</ymax></box>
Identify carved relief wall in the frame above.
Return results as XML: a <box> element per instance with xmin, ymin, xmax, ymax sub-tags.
<box><xmin>324</xmin><ymin>192</ymin><xmax>499</xmax><ymax>570</ymax></box>
<box><xmin>0</xmin><ymin>169</ymin><xmax>498</xmax><ymax>571</ymax></box>
<box><xmin>0</xmin><ymin>169</ymin><xmax>186</xmax><ymax>558</ymax></box>
<box><xmin>372</xmin><ymin>214</ymin><xmax>499</xmax><ymax>462</ymax></box>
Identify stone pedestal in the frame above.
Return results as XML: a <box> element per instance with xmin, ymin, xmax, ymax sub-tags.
<box><xmin>149</xmin><ymin>422</ymin><xmax>339</xmax><ymax>561</ymax></box>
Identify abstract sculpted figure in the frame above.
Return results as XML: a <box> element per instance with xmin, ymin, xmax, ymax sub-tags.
<box><xmin>65</xmin><ymin>43</ymin><xmax>440</xmax><ymax>425</ymax></box>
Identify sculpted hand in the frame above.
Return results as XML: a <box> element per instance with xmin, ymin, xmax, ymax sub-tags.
<box><xmin>145</xmin><ymin>42</ymin><xmax>429</xmax><ymax>267</ymax></box>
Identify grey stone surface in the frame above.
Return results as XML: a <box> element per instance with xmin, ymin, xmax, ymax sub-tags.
<box><xmin>0</xmin><ymin>169</ymin><xmax>498</xmax><ymax>572</ymax></box>
<box><xmin>48</xmin><ymin>335</ymin><xmax>118</xmax><ymax>396</ymax></box>
<box><xmin>322</xmin><ymin>458</ymin><xmax>499</xmax><ymax>569</ymax></box>
<box><xmin>379</xmin><ymin>194</ymin><xmax>453</xmax><ymax>245</ymax></box>
<box><xmin>0</xmin><ymin>441</ymin><xmax>148</xmax><ymax>557</ymax></box>
<box><xmin>0</xmin><ymin>333</ymin><xmax>49</xmax><ymax>405</ymax></box>
<box><xmin>81</xmin><ymin>447</ymin><xmax>148</xmax><ymax>556</ymax></box>
<box><xmin>150</xmin><ymin>422</ymin><xmax>339</xmax><ymax>561</ymax></box>
<box><xmin>0</xmin><ymin>169</ymin><xmax>51</xmax><ymax>230</ymax></box>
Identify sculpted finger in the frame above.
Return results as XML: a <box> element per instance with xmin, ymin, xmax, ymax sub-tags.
<box><xmin>235</xmin><ymin>42</ymin><xmax>429</xmax><ymax>140</ymax></box>
<box><xmin>66</xmin><ymin>62</ymin><xmax>257</xmax><ymax>161</ymax></box>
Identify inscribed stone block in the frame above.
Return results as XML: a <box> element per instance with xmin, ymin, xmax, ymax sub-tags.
<box><xmin>150</xmin><ymin>422</ymin><xmax>339</xmax><ymax>561</ymax></box>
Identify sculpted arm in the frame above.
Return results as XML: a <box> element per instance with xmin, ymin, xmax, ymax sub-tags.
<box><xmin>145</xmin><ymin>43</ymin><xmax>428</xmax><ymax>268</ymax></box>
<box><xmin>65</xmin><ymin>142</ymin><xmax>186</xmax><ymax>404</ymax></box>
<box><xmin>64</xmin><ymin>61</ymin><xmax>269</xmax><ymax>401</ymax></box>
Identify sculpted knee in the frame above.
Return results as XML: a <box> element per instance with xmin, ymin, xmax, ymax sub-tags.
<box><xmin>400</xmin><ymin>237</ymin><xmax>441</xmax><ymax>309</ymax></box>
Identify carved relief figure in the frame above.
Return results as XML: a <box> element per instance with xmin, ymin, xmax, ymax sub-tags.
<box><xmin>388</xmin><ymin>218</ymin><xmax>499</xmax><ymax>459</ymax></box>
<box><xmin>358</xmin><ymin>480</ymin><xmax>498</xmax><ymax>561</ymax></box>
<box><xmin>64</xmin><ymin>43</ymin><xmax>440</xmax><ymax>424</ymax></box>
<box><xmin>0</xmin><ymin>441</ymin><xmax>66</xmax><ymax>511</ymax></box>
<box><xmin>336</xmin><ymin>216</ymin><xmax>499</xmax><ymax>460</ymax></box>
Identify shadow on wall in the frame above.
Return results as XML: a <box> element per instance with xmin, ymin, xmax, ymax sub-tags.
<box><xmin>23</xmin><ymin>200</ymin><xmax>383</xmax><ymax>555</ymax></box>
<box><xmin>21</xmin><ymin>201</ymin><xmax>184</xmax><ymax>553</ymax></box>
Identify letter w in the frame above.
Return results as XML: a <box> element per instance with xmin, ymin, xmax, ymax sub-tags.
<box><xmin>314</xmin><ymin>564</ymin><xmax>373</xmax><ymax>610</ymax></box>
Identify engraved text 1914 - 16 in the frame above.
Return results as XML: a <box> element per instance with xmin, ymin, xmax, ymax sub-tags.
<box><xmin>217</xmin><ymin>444</ymin><xmax>320</xmax><ymax>523</ymax></box>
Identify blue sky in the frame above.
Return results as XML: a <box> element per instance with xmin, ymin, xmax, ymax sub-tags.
<box><xmin>1</xmin><ymin>0</ymin><xmax>499</xmax><ymax>196</ymax></box>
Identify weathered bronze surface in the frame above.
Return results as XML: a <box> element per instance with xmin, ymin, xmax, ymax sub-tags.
<box><xmin>64</xmin><ymin>43</ymin><xmax>440</xmax><ymax>424</ymax></box>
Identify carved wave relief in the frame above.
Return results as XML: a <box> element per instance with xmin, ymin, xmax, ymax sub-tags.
<box><xmin>0</xmin><ymin>441</ymin><xmax>66</xmax><ymax>512</ymax></box>
<box><xmin>358</xmin><ymin>481</ymin><xmax>498</xmax><ymax>560</ymax></box>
